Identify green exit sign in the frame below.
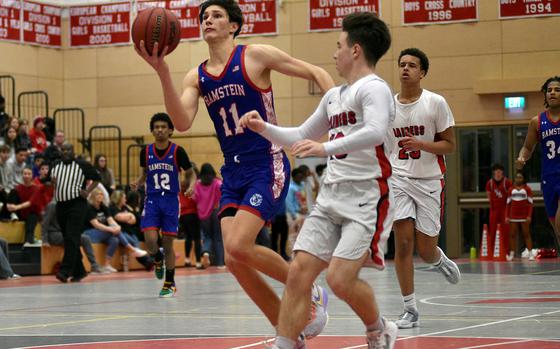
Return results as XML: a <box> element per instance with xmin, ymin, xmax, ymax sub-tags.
<box><xmin>504</xmin><ymin>96</ymin><xmax>526</xmax><ymax>110</ymax></box>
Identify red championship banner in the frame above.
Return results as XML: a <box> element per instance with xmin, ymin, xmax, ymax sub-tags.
<box><xmin>309</xmin><ymin>0</ymin><xmax>380</xmax><ymax>32</ymax></box>
<box><xmin>402</xmin><ymin>0</ymin><xmax>478</xmax><ymax>26</ymax></box>
<box><xmin>22</xmin><ymin>1</ymin><xmax>61</xmax><ymax>47</ymax></box>
<box><xmin>238</xmin><ymin>0</ymin><xmax>277</xmax><ymax>37</ymax></box>
<box><xmin>0</xmin><ymin>0</ymin><xmax>21</xmax><ymax>42</ymax></box>
<box><xmin>136</xmin><ymin>0</ymin><xmax>200</xmax><ymax>41</ymax></box>
<box><xmin>500</xmin><ymin>0</ymin><xmax>560</xmax><ymax>19</ymax></box>
<box><xmin>69</xmin><ymin>2</ymin><xmax>131</xmax><ymax>47</ymax></box>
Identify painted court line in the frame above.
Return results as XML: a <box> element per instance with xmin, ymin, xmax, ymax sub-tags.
<box><xmin>454</xmin><ymin>339</ymin><xmax>532</xmax><ymax>349</ymax></box>
<box><xmin>228</xmin><ymin>337</ymin><xmax>273</xmax><ymax>349</ymax></box>
<box><xmin>336</xmin><ymin>308</ymin><xmax>560</xmax><ymax>349</ymax></box>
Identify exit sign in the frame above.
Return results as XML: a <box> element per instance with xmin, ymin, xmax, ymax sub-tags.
<box><xmin>504</xmin><ymin>96</ymin><xmax>526</xmax><ymax>110</ymax></box>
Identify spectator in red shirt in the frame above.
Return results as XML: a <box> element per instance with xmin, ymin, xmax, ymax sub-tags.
<box><xmin>33</xmin><ymin>162</ymin><xmax>53</xmax><ymax>215</ymax></box>
<box><xmin>6</xmin><ymin>167</ymin><xmax>41</xmax><ymax>246</ymax></box>
<box><xmin>506</xmin><ymin>171</ymin><xmax>534</xmax><ymax>261</ymax></box>
<box><xmin>29</xmin><ymin>116</ymin><xmax>48</xmax><ymax>155</ymax></box>
<box><xmin>485</xmin><ymin>164</ymin><xmax>512</xmax><ymax>253</ymax></box>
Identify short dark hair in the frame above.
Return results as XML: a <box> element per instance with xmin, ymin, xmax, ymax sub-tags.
<box><xmin>15</xmin><ymin>147</ymin><xmax>28</xmax><ymax>154</ymax></box>
<box><xmin>541</xmin><ymin>76</ymin><xmax>560</xmax><ymax>108</ymax></box>
<box><xmin>315</xmin><ymin>163</ymin><xmax>327</xmax><ymax>176</ymax></box>
<box><xmin>342</xmin><ymin>12</ymin><xmax>391</xmax><ymax>66</ymax></box>
<box><xmin>291</xmin><ymin>168</ymin><xmax>302</xmax><ymax>179</ymax></box>
<box><xmin>199</xmin><ymin>0</ymin><xmax>243</xmax><ymax>38</ymax></box>
<box><xmin>150</xmin><ymin>112</ymin><xmax>174</xmax><ymax>131</ymax></box>
<box><xmin>515</xmin><ymin>170</ymin><xmax>526</xmax><ymax>183</ymax></box>
<box><xmin>399</xmin><ymin>48</ymin><xmax>430</xmax><ymax>75</ymax></box>
<box><xmin>492</xmin><ymin>163</ymin><xmax>505</xmax><ymax>172</ymax></box>
<box><xmin>0</xmin><ymin>145</ymin><xmax>9</xmax><ymax>153</ymax></box>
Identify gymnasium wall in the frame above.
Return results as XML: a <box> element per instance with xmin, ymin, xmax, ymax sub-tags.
<box><xmin>0</xmin><ymin>0</ymin><xmax>558</xmax><ymax>168</ymax></box>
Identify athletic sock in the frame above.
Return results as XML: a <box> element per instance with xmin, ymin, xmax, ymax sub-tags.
<box><xmin>152</xmin><ymin>249</ymin><xmax>164</xmax><ymax>263</ymax></box>
<box><xmin>366</xmin><ymin>316</ymin><xmax>385</xmax><ymax>333</ymax></box>
<box><xmin>275</xmin><ymin>336</ymin><xmax>295</xmax><ymax>349</ymax></box>
<box><xmin>403</xmin><ymin>293</ymin><xmax>417</xmax><ymax>312</ymax></box>
<box><xmin>165</xmin><ymin>268</ymin><xmax>175</xmax><ymax>283</ymax></box>
<box><xmin>433</xmin><ymin>247</ymin><xmax>444</xmax><ymax>266</ymax></box>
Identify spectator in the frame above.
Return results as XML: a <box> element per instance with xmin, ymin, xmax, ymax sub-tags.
<box><xmin>285</xmin><ymin>168</ymin><xmax>307</xmax><ymax>256</ymax></box>
<box><xmin>194</xmin><ymin>163</ymin><xmax>224</xmax><ymax>268</ymax></box>
<box><xmin>2</xmin><ymin>126</ymin><xmax>17</xmax><ymax>159</ymax></box>
<box><xmin>2</xmin><ymin>116</ymin><xmax>18</xmax><ymax>138</ymax></box>
<box><xmin>298</xmin><ymin>164</ymin><xmax>319</xmax><ymax>213</ymax></box>
<box><xmin>179</xmin><ymin>176</ymin><xmax>202</xmax><ymax>269</ymax></box>
<box><xmin>270</xmin><ymin>200</ymin><xmax>289</xmax><ymax>261</ymax></box>
<box><xmin>94</xmin><ymin>154</ymin><xmax>116</xmax><ymax>194</ymax></box>
<box><xmin>33</xmin><ymin>162</ymin><xmax>53</xmax><ymax>215</ymax></box>
<box><xmin>43</xmin><ymin>130</ymin><xmax>64</xmax><ymax>165</ymax></box>
<box><xmin>0</xmin><ymin>95</ymin><xmax>10</xmax><ymax>132</ymax></box>
<box><xmin>125</xmin><ymin>190</ymin><xmax>144</xmax><ymax>242</ymax></box>
<box><xmin>6</xmin><ymin>167</ymin><xmax>41</xmax><ymax>246</ymax></box>
<box><xmin>7</xmin><ymin>147</ymin><xmax>28</xmax><ymax>187</ymax></box>
<box><xmin>486</xmin><ymin>164</ymin><xmax>512</xmax><ymax>254</ymax></box>
<box><xmin>29</xmin><ymin>116</ymin><xmax>48</xmax><ymax>155</ymax></box>
<box><xmin>109</xmin><ymin>190</ymin><xmax>153</xmax><ymax>270</ymax></box>
<box><xmin>32</xmin><ymin>154</ymin><xmax>44</xmax><ymax>179</ymax></box>
<box><xmin>43</xmin><ymin>115</ymin><xmax>55</xmax><ymax>143</ymax></box>
<box><xmin>0</xmin><ymin>145</ymin><xmax>12</xmax><ymax>219</ymax></box>
<box><xmin>41</xmin><ymin>201</ymin><xmax>103</xmax><ymax>274</ymax></box>
<box><xmin>51</xmin><ymin>143</ymin><xmax>99</xmax><ymax>283</ymax></box>
<box><xmin>0</xmin><ymin>237</ymin><xmax>20</xmax><ymax>280</ymax></box>
<box><xmin>16</xmin><ymin>118</ymin><xmax>31</xmax><ymax>152</ymax></box>
<box><xmin>84</xmin><ymin>188</ymin><xmax>147</xmax><ymax>273</ymax></box>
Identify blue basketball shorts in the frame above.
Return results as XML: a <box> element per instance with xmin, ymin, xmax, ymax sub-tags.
<box><xmin>141</xmin><ymin>192</ymin><xmax>180</xmax><ymax>236</ymax></box>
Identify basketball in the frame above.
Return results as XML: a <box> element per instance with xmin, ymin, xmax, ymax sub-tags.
<box><xmin>131</xmin><ymin>7</ymin><xmax>181</xmax><ymax>56</ymax></box>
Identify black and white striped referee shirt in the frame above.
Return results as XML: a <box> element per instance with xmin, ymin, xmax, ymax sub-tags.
<box><xmin>51</xmin><ymin>159</ymin><xmax>100</xmax><ymax>202</ymax></box>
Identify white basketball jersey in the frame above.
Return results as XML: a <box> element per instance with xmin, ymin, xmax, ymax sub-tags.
<box><xmin>324</xmin><ymin>74</ymin><xmax>395</xmax><ymax>184</ymax></box>
<box><xmin>389</xmin><ymin>89</ymin><xmax>455</xmax><ymax>179</ymax></box>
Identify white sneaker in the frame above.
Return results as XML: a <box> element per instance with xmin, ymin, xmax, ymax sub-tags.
<box><xmin>303</xmin><ymin>283</ymin><xmax>329</xmax><ymax>339</ymax></box>
<box><xmin>132</xmin><ymin>248</ymin><xmax>148</xmax><ymax>258</ymax></box>
<box><xmin>506</xmin><ymin>251</ymin><xmax>514</xmax><ymax>261</ymax></box>
<box><xmin>10</xmin><ymin>213</ymin><xmax>18</xmax><ymax>221</ymax></box>
<box><xmin>8</xmin><ymin>274</ymin><xmax>21</xmax><ymax>279</ymax></box>
<box><xmin>521</xmin><ymin>248</ymin><xmax>530</xmax><ymax>259</ymax></box>
<box><xmin>395</xmin><ymin>309</ymin><xmax>419</xmax><ymax>329</ymax></box>
<box><xmin>367</xmin><ymin>318</ymin><xmax>398</xmax><ymax>349</ymax></box>
<box><xmin>103</xmin><ymin>265</ymin><xmax>117</xmax><ymax>273</ymax></box>
<box><xmin>435</xmin><ymin>248</ymin><xmax>461</xmax><ymax>284</ymax></box>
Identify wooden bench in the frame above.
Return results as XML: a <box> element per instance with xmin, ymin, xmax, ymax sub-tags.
<box><xmin>0</xmin><ymin>221</ymin><xmax>41</xmax><ymax>244</ymax></box>
<box><xmin>41</xmin><ymin>240</ymin><xmax>186</xmax><ymax>275</ymax></box>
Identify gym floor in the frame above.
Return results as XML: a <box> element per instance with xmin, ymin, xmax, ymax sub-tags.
<box><xmin>1</xmin><ymin>258</ymin><xmax>559</xmax><ymax>349</ymax></box>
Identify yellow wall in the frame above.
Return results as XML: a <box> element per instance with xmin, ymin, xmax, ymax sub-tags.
<box><xmin>0</xmin><ymin>0</ymin><xmax>558</xmax><ymax>172</ymax></box>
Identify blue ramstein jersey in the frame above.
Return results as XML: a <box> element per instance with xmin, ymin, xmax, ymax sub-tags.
<box><xmin>538</xmin><ymin>111</ymin><xmax>560</xmax><ymax>176</ymax></box>
<box><xmin>145</xmin><ymin>143</ymin><xmax>180</xmax><ymax>195</ymax></box>
<box><xmin>198</xmin><ymin>45</ymin><xmax>280</xmax><ymax>162</ymax></box>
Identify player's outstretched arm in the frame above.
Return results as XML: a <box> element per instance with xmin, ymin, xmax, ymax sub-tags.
<box><xmin>249</xmin><ymin>44</ymin><xmax>335</xmax><ymax>93</ymax></box>
<box><xmin>516</xmin><ymin>116</ymin><xmax>539</xmax><ymax>170</ymax></box>
<box><xmin>135</xmin><ymin>42</ymin><xmax>199</xmax><ymax>132</ymax></box>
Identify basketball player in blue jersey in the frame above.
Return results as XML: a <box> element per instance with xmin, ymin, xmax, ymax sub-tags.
<box><xmin>517</xmin><ymin>76</ymin><xmax>560</xmax><ymax>247</ymax></box>
<box><xmin>131</xmin><ymin>113</ymin><xmax>195</xmax><ymax>297</ymax></box>
<box><xmin>135</xmin><ymin>0</ymin><xmax>334</xmax><ymax>342</ymax></box>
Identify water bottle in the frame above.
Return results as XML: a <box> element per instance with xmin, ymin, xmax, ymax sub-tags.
<box><xmin>470</xmin><ymin>246</ymin><xmax>477</xmax><ymax>260</ymax></box>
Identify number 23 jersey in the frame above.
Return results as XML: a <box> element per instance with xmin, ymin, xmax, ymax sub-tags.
<box><xmin>198</xmin><ymin>45</ymin><xmax>281</xmax><ymax>161</ymax></box>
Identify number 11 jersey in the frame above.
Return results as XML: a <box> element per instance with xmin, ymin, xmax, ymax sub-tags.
<box><xmin>198</xmin><ymin>45</ymin><xmax>281</xmax><ymax>161</ymax></box>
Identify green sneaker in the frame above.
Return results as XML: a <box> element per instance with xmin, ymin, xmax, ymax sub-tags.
<box><xmin>154</xmin><ymin>260</ymin><xmax>164</xmax><ymax>280</ymax></box>
<box><xmin>159</xmin><ymin>282</ymin><xmax>176</xmax><ymax>298</ymax></box>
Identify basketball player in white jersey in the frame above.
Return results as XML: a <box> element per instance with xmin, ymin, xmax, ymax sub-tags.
<box><xmin>240</xmin><ymin>12</ymin><xmax>398</xmax><ymax>349</ymax></box>
<box><xmin>389</xmin><ymin>48</ymin><xmax>461</xmax><ymax>329</ymax></box>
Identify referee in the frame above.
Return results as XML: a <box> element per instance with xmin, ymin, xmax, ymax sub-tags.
<box><xmin>51</xmin><ymin>144</ymin><xmax>100</xmax><ymax>283</ymax></box>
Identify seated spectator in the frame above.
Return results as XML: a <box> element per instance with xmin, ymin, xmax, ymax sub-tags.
<box><xmin>84</xmin><ymin>188</ymin><xmax>147</xmax><ymax>273</ymax></box>
<box><xmin>109</xmin><ymin>190</ymin><xmax>153</xmax><ymax>270</ymax></box>
<box><xmin>43</xmin><ymin>130</ymin><xmax>64</xmax><ymax>165</ymax></box>
<box><xmin>1</xmin><ymin>126</ymin><xmax>17</xmax><ymax>159</ymax></box>
<box><xmin>43</xmin><ymin>115</ymin><xmax>55</xmax><ymax>143</ymax></box>
<box><xmin>2</xmin><ymin>116</ymin><xmax>18</xmax><ymax>138</ymax></box>
<box><xmin>125</xmin><ymin>190</ymin><xmax>144</xmax><ymax>242</ymax></box>
<box><xmin>6</xmin><ymin>167</ymin><xmax>41</xmax><ymax>246</ymax></box>
<box><xmin>29</xmin><ymin>116</ymin><xmax>48</xmax><ymax>155</ymax></box>
<box><xmin>32</xmin><ymin>154</ymin><xmax>44</xmax><ymax>179</ymax></box>
<box><xmin>0</xmin><ymin>95</ymin><xmax>10</xmax><ymax>132</ymax></box>
<box><xmin>7</xmin><ymin>147</ymin><xmax>28</xmax><ymax>187</ymax></box>
<box><xmin>0</xmin><ymin>237</ymin><xmax>20</xmax><ymax>280</ymax></box>
<box><xmin>33</xmin><ymin>162</ymin><xmax>53</xmax><ymax>215</ymax></box>
<box><xmin>94</xmin><ymin>154</ymin><xmax>116</xmax><ymax>194</ymax></box>
<box><xmin>16</xmin><ymin>118</ymin><xmax>31</xmax><ymax>152</ymax></box>
<box><xmin>0</xmin><ymin>145</ymin><xmax>12</xmax><ymax>219</ymax></box>
<box><xmin>41</xmin><ymin>201</ymin><xmax>103</xmax><ymax>274</ymax></box>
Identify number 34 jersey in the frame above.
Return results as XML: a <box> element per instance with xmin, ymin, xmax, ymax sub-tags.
<box><xmin>389</xmin><ymin>89</ymin><xmax>455</xmax><ymax>180</ymax></box>
<box><xmin>198</xmin><ymin>45</ymin><xmax>280</xmax><ymax>160</ymax></box>
<box><xmin>538</xmin><ymin>111</ymin><xmax>560</xmax><ymax>176</ymax></box>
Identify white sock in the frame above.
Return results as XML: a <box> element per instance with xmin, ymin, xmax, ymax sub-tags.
<box><xmin>275</xmin><ymin>336</ymin><xmax>295</xmax><ymax>349</ymax></box>
<box><xmin>403</xmin><ymin>293</ymin><xmax>417</xmax><ymax>312</ymax></box>
<box><xmin>366</xmin><ymin>316</ymin><xmax>385</xmax><ymax>333</ymax></box>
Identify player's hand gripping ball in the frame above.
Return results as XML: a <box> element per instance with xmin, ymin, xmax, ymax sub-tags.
<box><xmin>132</xmin><ymin>7</ymin><xmax>181</xmax><ymax>56</ymax></box>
